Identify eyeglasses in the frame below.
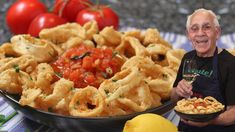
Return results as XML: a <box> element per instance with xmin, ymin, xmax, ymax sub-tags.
<box><xmin>188</xmin><ymin>24</ymin><xmax>215</xmax><ymax>33</ymax></box>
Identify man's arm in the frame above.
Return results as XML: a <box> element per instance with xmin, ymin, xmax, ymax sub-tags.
<box><xmin>213</xmin><ymin>105</ymin><xmax>235</xmax><ymax>126</ymax></box>
<box><xmin>183</xmin><ymin>105</ymin><xmax>235</xmax><ymax>127</ymax></box>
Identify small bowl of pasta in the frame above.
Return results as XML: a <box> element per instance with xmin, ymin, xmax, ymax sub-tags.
<box><xmin>174</xmin><ymin>96</ymin><xmax>225</xmax><ymax>122</ymax></box>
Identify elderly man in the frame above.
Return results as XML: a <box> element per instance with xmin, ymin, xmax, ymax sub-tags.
<box><xmin>171</xmin><ymin>8</ymin><xmax>235</xmax><ymax>132</ymax></box>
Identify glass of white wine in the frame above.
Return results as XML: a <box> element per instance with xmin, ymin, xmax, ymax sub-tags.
<box><xmin>182</xmin><ymin>59</ymin><xmax>198</xmax><ymax>84</ymax></box>
<box><xmin>182</xmin><ymin>59</ymin><xmax>199</xmax><ymax>98</ymax></box>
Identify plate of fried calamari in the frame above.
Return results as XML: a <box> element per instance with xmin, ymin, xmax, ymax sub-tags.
<box><xmin>174</xmin><ymin>96</ymin><xmax>225</xmax><ymax>122</ymax></box>
<box><xmin>0</xmin><ymin>21</ymin><xmax>185</xmax><ymax>131</ymax></box>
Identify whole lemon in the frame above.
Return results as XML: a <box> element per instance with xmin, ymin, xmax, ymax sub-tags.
<box><xmin>123</xmin><ymin>113</ymin><xmax>178</xmax><ymax>132</ymax></box>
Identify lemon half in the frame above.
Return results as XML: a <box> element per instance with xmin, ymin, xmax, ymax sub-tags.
<box><xmin>123</xmin><ymin>113</ymin><xmax>178</xmax><ymax>132</ymax></box>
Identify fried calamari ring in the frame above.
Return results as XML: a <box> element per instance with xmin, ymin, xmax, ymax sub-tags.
<box><xmin>147</xmin><ymin>78</ymin><xmax>173</xmax><ymax>100</ymax></box>
<box><xmin>0</xmin><ymin>57</ymin><xmax>14</xmax><ymax>68</ymax></box>
<box><xmin>162</xmin><ymin>66</ymin><xmax>177</xmax><ymax>79</ymax></box>
<box><xmin>145</xmin><ymin>65</ymin><xmax>175</xmax><ymax>100</ymax></box>
<box><xmin>143</xmin><ymin>28</ymin><xmax>161</xmax><ymax>46</ymax></box>
<box><xmin>54</xmin><ymin>89</ymin><xmax>77</xmax><ymax>116</ymax></box>
<box><xmin>150</xmin><ymin>92</ymin><xmax>162</xmax><ymax>107</ymax></box>
<box><xmin>116</xmin><ymin>37</ymin><xmax>149</xmax><ymax>60</ymax></box>
<box><xmin>36</xmin><ymin>78</ymin><xmax>74</xmax><ymax>111</ymax></box>
<box><xmin>121</xmin><ymin>56</ymin><xmax>164</xmax><ymax>79</ymax></box>
<box><xmin>30</xmin><ymin>63</ymin><xmax>55</xmax><ymax>94</ymax></box>
<box><xmin>93</xmin><ymin>27</ymin><xmax>122</xmax><ymax>49</ymax></box>
<box><xmin>100</xmin><ymin>99</ymin><xmax>133</xmax><ymax>116</ymax></box>
<box><xmin>0</xmin><ymin>43</ymin><xmax>18</xmax><ymax>59</ymax></box>
<box><xmin>146</xmin><ymin>44</ymin><xmax>170</xmax><ymax>66</ymax></box>
<box><xmin>117</xmin><ymin>81</ymin><xmax>153</xmax><ymax>112</ymax></box>
<box><xmin>204</xmin><ymin>96</ymin><xmax>224</xmax><ymax>110</ymax></box>
<box><xmin>0</xmin><ymin>69</ymin><xmax>35</xmax><ymax>94</ymax></box>
<box><xmin>83</xmin><ymin>20</ymin><xmax>99</xmax><ymax>40</ymax></box>
<box><xmin>166</xmin><ymin>49</ymin><xmax>186</xmax><ymax>71</ymax></box>
<box><xmin>99</xmin><ymin>67</ymin><xmax>144</xmax><ymax>103</ymax></box>
<box><xmin>121</xmin><ymin>56</ymin><xmax>154</xmax><ymax>70</ymax></box>
<box><xmin>39</xmin><ymin>23</ymin><xmax>86</xmax><ymax>44</ymax></box>
<box><xmin>11</xmin><ymin>35</ymin><xmax>56</xmax><ymax>62</ymax></box>
<box><xmin>0</xmin><ymin>55</ymin><xmax>37</xmax><ymax>73</ymax></box>
<box><xmin>19</xmin><ymin>88</ymin><xmax>42</xmax><ymax>107</ymax></box>
<box><xmin>69</xmin><ymin>86</ymin><xmax>104</xmax><ymax>117</ymax></box>
<box><xmin>123</xmin><ymin>29</ymin><xmax>144</xmax><ymax>42</ymax></box>
<box><xmin>143</xmin><ymin>28</ymin><xmax>172</xmax><ymax>48</ymax></box>
<box><xmin>99</xmin><ymin>27</ymin><xmax>122</xmax><ymax>46</ymax></box>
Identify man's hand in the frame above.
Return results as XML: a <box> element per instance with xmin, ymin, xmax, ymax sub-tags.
<box><xmin>175</xmin><ymin>79</ymin><xmax>193</xmax><ymax>98</ymax></box>
<box><xmin>181</xmin><ymin>118</ymin><xmax>213</xmax><ymax>127</ymax></box>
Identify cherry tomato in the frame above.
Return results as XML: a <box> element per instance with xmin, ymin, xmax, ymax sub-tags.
<box><xmin>28</xmin><ymin>13</ymin><xmax>67</xmax><ymax>37</ymax></box>
<box><xmin>76</xmin><ymin>5</ymin><xmax>119</xmax><ymax>30</ymax></box>
<box><xmin>53</xmin><ymin>0</ymin><xmax>92</xmax><ymax>22</ymax></box>
<box><xmin>6</xmin><ymin>0</ymin><xmax>47</xmax><ymax>34</ymax></box>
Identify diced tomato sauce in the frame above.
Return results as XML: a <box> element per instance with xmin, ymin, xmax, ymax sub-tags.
<box><xmin>51</xmin><ymin>45</ymin><xmax>123</xmax><ymax>88</ymax></box>
<box><xmin>193</xmin><ymin>102</ymin><xmax>207</xmax><ymax>108</ymax></box>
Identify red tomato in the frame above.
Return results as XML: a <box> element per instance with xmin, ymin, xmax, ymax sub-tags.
<box><xmin>53</xmin><ymin>0</ymin><xmax>92</xmax><ymax>22</ymax></box>
<box><xmin>82</xmin><ymin>56</ymin><xmax>93</xmax><ymax>70</ymax></box>
<box><xmin>6</xmin><ymin>0</ymin><xmax>47</xmax><ymax>34</ymax></box>
<box><xmin>28</xmin><ymin>13</ymin><xmax>67</xmax><ymax>37</ymax></box>
<box><xmin>76</xmin><ymin>5</ymin><xmax>119</xmax><ymax>30</ymax></box>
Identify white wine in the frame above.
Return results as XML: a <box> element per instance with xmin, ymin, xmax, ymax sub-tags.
<box><xmin>183</xmin><ymin>74</ymin><xmax>196</xmax><ymax>84</ymax></box>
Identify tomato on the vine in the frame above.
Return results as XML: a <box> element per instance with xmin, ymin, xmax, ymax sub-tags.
<box><xmin>6</xmin><ymin>0</ymin><xmax>47</xmax><ymax>34</ymax></box>
<box><xmin>76</xmin><ymin>5</ymin><xmax>119</xmax><ymax>30</ymax></box>
<box><xmin>53</xmin><ymin>0</ymin><xmax>92</xmax><ymax>22</ymax></box>
<box><xmin>28</xmin><ymin>13</ymin><xmax>67</xmax><ymax>37</ymax></box>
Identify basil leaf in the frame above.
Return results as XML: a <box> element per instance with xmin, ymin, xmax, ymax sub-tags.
<box><xmin>54</xmin><ymin>72</ymin><xmax>62</xmax><ymax>78</ymax></box>
<box><xmin>112</xmin><ymin>79</ymin><xmax>118</xmax><ymax>82</ymax></box>
<box><xmin>70</xmin><ymin>52</ymin><xmax>91</xmax><ymax>60</ymax></box>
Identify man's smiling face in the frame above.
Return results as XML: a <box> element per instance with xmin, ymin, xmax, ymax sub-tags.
<box><xmin>187</xmin><ymin>11</ymin><xmax>221</xmax><ymax>57</ymax></box>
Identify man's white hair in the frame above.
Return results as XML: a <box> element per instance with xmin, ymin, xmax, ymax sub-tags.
<box><xmin>186</xmin><ymin>8</ymin><xmax>220</xmax><ymax>30</ymax></box>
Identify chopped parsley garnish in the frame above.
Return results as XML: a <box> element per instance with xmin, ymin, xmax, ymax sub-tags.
<box><xmin>13</xmin><ymin>64</ymin><xmax>20</xmax><ymax>73</ymax></box>
<box><xmin>112</xmin><ymin>79</ymin><xmax>118</xmax><ymax>82</ymax></box>
<box><xmin>112</xmin><ymin>51</ymin><xmax>118</xmax><ymax>58</ymax></box>
<box><xmin>119</xmin><ymin>94</ymin><xmax>124</xmax><ymax>98</ymax></box>
<box><xmin>29</xmin><ymin>76</ymin><xmax>33</xmax><ymax>81</ymax></box>
<box><xmin>70</xmin><ymin>87</ymin><xmax>75</xmax><ymax>91</ymax></box>
<box><xmin>48</xmin><ymin>107</ymin><xmax>53</xmax><ymax>112</ymax></box>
